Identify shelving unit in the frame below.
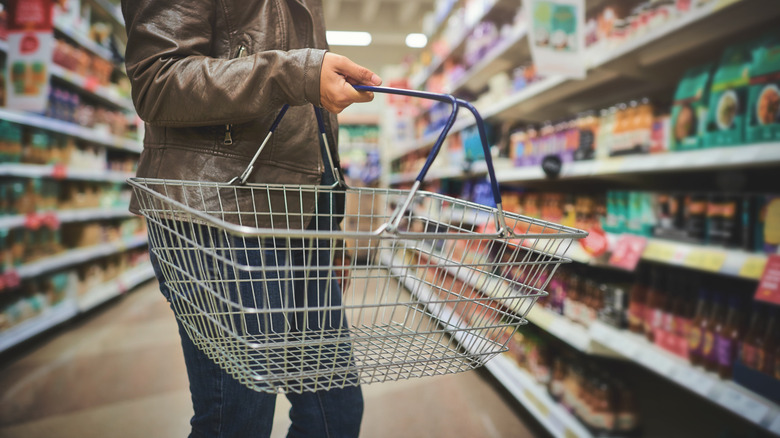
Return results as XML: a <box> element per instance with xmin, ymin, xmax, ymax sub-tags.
<box><xmin>589</xmin><ymin>321</ymin><xmax>780</xmax><ymax>433</ymax></box>
<box><xmin>15</xmin><ymin>234</ymin><xmax>148</xmax><ymax>279</ymax></box>
<box><xmin>395</xmin><ymin>0</ymin><xmax>780</xmax><ymax>159</ymax></box>
<box><xmin>0</xmin><ymin>261</ymin><xmax>154</xmax><ymax>353</ymax></box>
<box><xmin>379</xmin><ymin>251</ymin><xmax>595</xmax><ymax>438</ymax></box>
<box><xmin>0</xmin><ymin>207</ymin><xmax>134</xmax><ymax>230</ymax></box>
<box><xmin>50</xmin><ymin>64</ymin><xmax>134</xmax><ymax>111</ymax></box>
<box><xmin>0</xmin><ymin>163</ymin><xmax>135</xmax><ymax>182</ymax></box>
<box><xmin>387</xmin><ymin>0</ymin><xmax>780</xmax><ymax>435</ymax></box>
<box><xmin>78</xmin><ymin>262</ymin><xmax>155</xmax><ymax>312</ymax></box>
<box><xmin>1</xmin><ymin>2</ymin><xmax>150</xmax><ymax>353</ymax></box>
<box><xmin>0</xmin><ymin>109</ymin><xmax>141</xmax><ymax>153</ymax></box>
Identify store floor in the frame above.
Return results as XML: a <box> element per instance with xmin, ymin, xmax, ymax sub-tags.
<box><xmin>0</xmin><ymin>280</ymin><xmax>541</xmax><ymax>438</ymax></box>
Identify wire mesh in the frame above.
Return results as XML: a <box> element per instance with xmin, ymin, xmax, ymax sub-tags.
<box><xmin>129</xmin><ymin>178</ymin><xmax>585</xmax><ymax>393</ymax></box>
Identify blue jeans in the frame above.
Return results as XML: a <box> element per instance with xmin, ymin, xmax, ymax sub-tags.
<box><xmin>148</xmin><ymin>211</ymin><xmax>363</xmax><ymax>437</ymax></box>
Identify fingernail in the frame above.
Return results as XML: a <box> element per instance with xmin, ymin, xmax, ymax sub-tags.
<box><xmin>371</xmin><ymin>74</ymin><xmax>382</xmax><ymax>85</ymax></box>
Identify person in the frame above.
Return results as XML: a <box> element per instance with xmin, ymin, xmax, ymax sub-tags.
<box><xmin>120</xmin><ymin>1</ymin><xmax>382</xmax><ymax>437</ymax></box>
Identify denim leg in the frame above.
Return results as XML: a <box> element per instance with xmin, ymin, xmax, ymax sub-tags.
<box><xmin>151</xmin><ymin>244</ymin><xmax>277</xmax><ymax>438</ymax></box>
<box><xmin>285</xmin><ymin>385</ymin><xmax>364</xmax><ymax>438</ymax></box>
<box><xmin>147</xmin><ymin>214</ymin><xmax>363</xmax><ymax>438</ymax></box>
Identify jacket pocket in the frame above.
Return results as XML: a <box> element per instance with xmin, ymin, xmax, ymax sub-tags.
<box><xmin>224</xmin><ymin>44</ymin><xmax>248</xmax><ymax>146</ymax></box>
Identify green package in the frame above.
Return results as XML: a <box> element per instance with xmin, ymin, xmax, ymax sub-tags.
<box><xmin>670</xmin><ymin>64</ymin><xmax>713</xmax><ymax>150</ymax></box>
<box><xmin>704</xmin><ymin>42</ymin><xmax>755</xmax><ymax>147</ymax></box>
<box><xmin>746</xmin><ymin>30</ymin><xmax>780</xmax><ymax>143</ymax></box>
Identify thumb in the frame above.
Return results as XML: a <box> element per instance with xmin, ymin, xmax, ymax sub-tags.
<box><xmin>333</xmin><ymin>56</ymin><xmax>382</xmax><ymax>86</ymax></box>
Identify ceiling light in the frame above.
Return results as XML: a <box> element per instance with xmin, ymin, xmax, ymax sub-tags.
<box><xmin>326</xmin><ymin>31</ymin><xmax>372</xmax><ymax>46</ymax></box>
<box><xmin>405</xmin><ymin>33</ymin><xmax>427</xmax><ymax>48</ymax></box>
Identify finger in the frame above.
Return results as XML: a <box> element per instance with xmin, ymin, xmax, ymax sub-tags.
<box><xmin>334</xmin><ymin>56</ymin><xmax>382</xmax><ymax>86</ymax></box>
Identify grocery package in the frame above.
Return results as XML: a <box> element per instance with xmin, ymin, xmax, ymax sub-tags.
<box><xmin>746</xmin><ymin>30</ymin><xmax>780</xmax><ymax>143</ymax></box>
<box><xmin>670</xmin><ymin>63</ymin><xmax>713</xmax><ymax>150</ymax></box>
<box><xmin>704</xmin><ymin>42</ymin><xmax>754</xmax><ymax>147</ymax></box>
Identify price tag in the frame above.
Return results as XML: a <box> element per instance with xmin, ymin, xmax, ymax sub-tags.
<box><xmin>642</xmin><ymin>241</ymin><xmax>675</xmax><ymax>262</ymax></box>
<box><xmin>755</xmin><ymin>254</ymin><xmax>780</xmax><ymax>306</ymax></box>
<box><xmin>3</xmin><ymin>271</ymin><xmax>21</xmax><ymax>290</ymax></box>
<box><xmin>716</xmin><ymin>387</ymin><xmax>769</xmax><ymax>424</ymax></box>
<box><xmin>527</xmin><ymin>307</ymin><xmax>555</xmax><ymax>330</ymax></box>
<box><xmin>609</xmin><ymin>234</ymin><xmax>647</xmax><ymax>271</ymax></box>
<box><xmin>41</xmin><ymin>212</ymin><xmax>60</xmax><ymax>230</ymax></box>
<box><xmin>598</xmin><ymin>158</ymin><xmax>624</xmax><ymax>174</ymax></box>
<box><xmin>523</xmin><ymin>389</ymin><xmax>550</xmax><ymax>417</ymax></box>
<box><xmin>739</xmin><ymin>256</ymin><xmax>767</xmax><ymax>280</ymax></box>
<box><xmin>84</xmin><ymin>76</ymin><xmax>100</xmax><ymax>93</ymax></box>
<box><xmin>51</xmin><ymin>164</ymin><xmax>67</xmax><ymax>180</ymax></box>
<box><xmin>683</xmin><ymin>249</ymin><xmax>727</xmax><ymax>273</ymax></box>
<box><xmin>24</xmin><ymin>213</ymin><xmax>42</xmax><ymax>230</ymax></box>
<box><xmin>714</xmin><ymin>0</ymin><xmax>741</xmax><ymax>10</ymax></box>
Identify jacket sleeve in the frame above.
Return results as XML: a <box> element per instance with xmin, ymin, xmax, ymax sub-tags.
<box><xmin>121</xmin><ymin>0</ymin><xmax>324</xmax><ymax>127</ymax></box>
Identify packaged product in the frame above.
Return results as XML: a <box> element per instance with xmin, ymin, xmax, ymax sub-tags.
<box><xmin>756</xmin><ymin>195</ymin><xmax>780</xmax><ymax>254</ymax></box>
<box><xmin>670</xmin><ymin>63</ymin><xmax>713</xmax><ymax>150</ymax></box>
<box><xmin>746</xmin><ymin>30</ymin><xmax>780</xmax><ymax>143</ymax></box>
<box><xmin>704</xmin><ymin>42</ymin><xmax>755</xmax><ymax>147</ymax></box>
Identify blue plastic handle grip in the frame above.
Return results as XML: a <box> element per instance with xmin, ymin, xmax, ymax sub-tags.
<box><xmin>270</xmin><ymin>104</ymin><xmax>290</xmax><ymax>132</ymax></box>
<box><xmin>352</xmin><ymin>85</ymin><xmax>502</xmax><ymax>207</ymax></box>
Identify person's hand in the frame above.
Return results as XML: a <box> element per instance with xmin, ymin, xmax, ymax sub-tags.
<box><xmin>320</xmin><ymin>53</ymin><xmax>382</xmax><ymax>113</ymax></box>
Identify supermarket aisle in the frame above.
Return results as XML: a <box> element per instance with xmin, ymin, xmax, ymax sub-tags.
<box><xmin>0</xmin><ymin>280</ymin><xmax>541</xmax><ymax>438</ymax></box>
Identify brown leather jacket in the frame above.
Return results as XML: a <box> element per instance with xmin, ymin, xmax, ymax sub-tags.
<box><xmin>122</xmin><ymin>0</ymin><xmax>339</xmax><ymax>223</ymax></box>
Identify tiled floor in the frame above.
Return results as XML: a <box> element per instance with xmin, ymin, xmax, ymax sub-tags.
<box><xmin>0</xmin><ymin>280</ymin><xmax>541</xmax><ymax>438</ymax></box>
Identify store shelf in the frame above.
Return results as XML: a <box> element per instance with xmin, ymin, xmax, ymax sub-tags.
<box><xmin>85</xmin><ymin>0</ymin><xmax>126</xmax><ymax>30</ymax></box>
<box><xmin>54</xmin><ymin>24</ymin><xmax>116</xmax><ymax>65</ymax></box>
<box><xmin>449</xmin><ymin>26</ymin><xmax>528</xmax><ymax>95</ymax></box>
<box><xmin>400</xmin><ymin>0</ymin><xmax>780</xmax><ymax>161</ymax></box>
<box><xmin>78</xmin><ymin>262</ymin><xmax>154</xmax><ymax>312</ymax></box>
<box><xmin>0</xmin><ymin>262</ymin><xmax>154</xmax><ymax>353</ymax></box>
<box><xmin>379</xmin><ymin>251</ymin><xmax>594</xmax><ymax>438</ymax></box>
<box><xmin>0</xmin><ymin>108</ymin><xmax>142</xmax><ymax>153</ymax></box>
<box><xmin>14</xmin><ymin>234</ymin><xmax>148</xmax><ymax>280</ymax></box>
<box><xmin>484</xmin><ymin>354</ymin><xmax>596</xmax><ymax>438</ymax></box>
<box><xmin>496</xmin><ymin>143</ymin><xmax>780</xmax><ymax>183</ymax></box>
<box><xmin>0</xmin><ymin>300</ymin><xmax>80</xmax><ymax>353</ymax></box>
<box><xmin>589</xmin><ymin>321</ymin><xmax>780</xmax><ymax>433</ymax></box>
<box><xmin>638</xmin><ymin>236</ymin><xmax>769</xmax><ymax>281</ymax></box>
<box><xmin>412</xmin><ymin>0</ymin><xmax>507</xmax><ymax>90</ymax></box>
<box><xmin>0</xmin><ymin>163</ymin><xmax>134</xmax><ymax>183</ymax></box>
<box><xmin>50</xmin><ymin>64</ymin><xmax>134</xmax><ymax>111</ymax></box>
<box><xmin>0</xmin><ymin>207</ymin><xmax>134</xmax><ymax>231</ymax></box>
<box><xmin>393</xmin><ymin>143</ymin><xmax>780</xmax><ymax>184</ymax></box>
<box><xmin>527</xmin><ymin>306</ymin><xmax>621</xmax><ymax>357</ymax></box>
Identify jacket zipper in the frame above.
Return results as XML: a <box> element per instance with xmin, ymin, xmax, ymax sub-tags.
<box><xmin>224</xmin><ymin>45</ymin><xmax>248</xmax><ymax>145</ymax></box>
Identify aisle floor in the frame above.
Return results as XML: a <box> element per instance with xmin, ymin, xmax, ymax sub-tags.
<box><xmin>0</xmin><ymin>280</ymin><xmax>540</xmax><ymax>438</ymax></box>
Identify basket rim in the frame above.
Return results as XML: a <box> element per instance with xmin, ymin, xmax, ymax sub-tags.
<box><xmin>127</xmin><ymin>177</ymin><xmax>588</xmax><ymax>241</ymax></box>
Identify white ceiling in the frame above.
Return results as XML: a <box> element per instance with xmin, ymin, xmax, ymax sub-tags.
<box><xmin>323</xmin><ymin>0</ymin><xmax>437</xmax><ymax>75</ymax></box>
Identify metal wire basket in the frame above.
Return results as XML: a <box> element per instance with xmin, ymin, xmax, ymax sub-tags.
<box><xmin>128</xmin><ymin>87</ymin><xmax>587</xmax><ymax>394</ymax></box>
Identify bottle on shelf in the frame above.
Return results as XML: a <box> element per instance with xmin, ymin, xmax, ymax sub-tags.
<box><xmin>757</xmin><ymin>308</ymin><xmax>777</xmax><ymax>375</ymax></box>
<box><xmin>688</xmin><ymin>278</ymin><xmax>709</xmax><ymax>366</ymax></box>
<box><xmin>740</xmin><ymin>304</ymin><xmax>765</xmax><ymax>370</ymax></box>
<box><xmin>627</xmin><ymin>265</ymin><xmax>648</xmax><ymax>334</ymax></box>
<box><xmin>644</xmin><ymin>267</ymin><xmax>665</xmax><ymax>342</ymax></box>
<box><xmin>701</xmin><ymin>291</ymin><xmax>725</xmax><ymax>372</ymax></box>
<box><xmin>714</xmin><ymin>290</ymin><xmax>744</xmax><ymax>378</ymax></box>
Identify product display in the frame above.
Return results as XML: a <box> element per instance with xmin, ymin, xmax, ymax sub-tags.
<box><xmin>0</xmin><ymin>0</ymin><xmax>151</xmax><ymax>355</ymax></box>
<box><xmin>386</xmin><ymin>0</ymin><xmax>780</xmax><ymax>434</ymax></box>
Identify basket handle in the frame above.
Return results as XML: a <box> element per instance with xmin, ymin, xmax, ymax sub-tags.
<box><xmin>351</xmin><ymin>85</ymin><xmax>509</xmax><ymax>236</ymax></box>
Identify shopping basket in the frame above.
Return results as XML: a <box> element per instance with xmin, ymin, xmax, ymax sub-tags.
<box><xmin>128</xmin><ymin>86</ymin><xmax>587</xmax><ymax>394</ymax></box>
